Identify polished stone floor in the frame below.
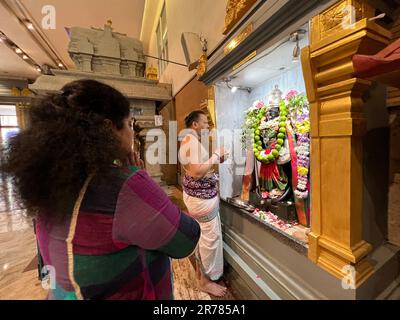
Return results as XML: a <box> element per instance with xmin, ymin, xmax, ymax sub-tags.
<box><xmin>0</xmin><ymin>176</ymin><xmax>235</xmax><ymax>300</ymax></box>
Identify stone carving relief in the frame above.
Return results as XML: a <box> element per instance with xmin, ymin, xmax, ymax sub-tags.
<box><xmin>68</xmin><ymin>20</ymin><xmax>146</xmax><ymax>77</ymax></box>
<box><xmin>320</xmin><ymin>1</ymin><xmax>347</xmax><ymax>33</ymax></box>
<box><xmin>223</xmin><ymin>0</ymin><xmax>257</xmax><ymax>35</ymax></box>
<box><xmin>312</xmin><ymin>0</ymin><xmax>375</xmax><ymax>44</ymax></box>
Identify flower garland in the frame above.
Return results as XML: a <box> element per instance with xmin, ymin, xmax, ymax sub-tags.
<box><xmin>286</xmin><ymin>90</ymin><xmax>310</xmax><ymax>199</ymax></box>
<box><xmin>242</xmin><ymin>100</ymin><xmax>288</xmax><ymax>164</ymax></box>
<box><xmin>242</xmin><ymin>90</ymin><xmax>311</xmax><ymax>199</ymax></box>
<box><xmin>253</xmin><ymin>208</ymin><xmax>297</xmax><ymax>231</ymax></box>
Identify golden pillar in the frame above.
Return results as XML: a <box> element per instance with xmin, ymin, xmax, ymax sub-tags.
<box><xmin>15</xmin><ymin>103</ymin><xmax>30</xmax><ymax>130</ymax></box>
<box><xmin>11</xmin><ymin>87</ymin><xmax>32</xmax><ymax>130</ymax></box>
<box><xmin>301</xmin><ymin>0</ymin><xmax>392</xmax><ymax>286</ymax></box>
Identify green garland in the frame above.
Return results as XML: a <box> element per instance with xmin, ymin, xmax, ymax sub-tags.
<box><xmin>250</xmin><ymin>100</ymin><xmax>288</xmax><ymax>164</ymax></box>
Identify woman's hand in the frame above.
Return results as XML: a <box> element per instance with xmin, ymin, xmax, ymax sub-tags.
<box><xmin>128</xmin><ymin>151</ymin><xmax>145</xmax><ymax>169</ymax></box>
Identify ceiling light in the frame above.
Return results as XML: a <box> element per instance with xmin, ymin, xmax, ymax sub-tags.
<box><xmin>58</xmin><ymin>62</ymin><xmax>64</xmax><ymax>67</ymax></box>
<box><xmin>24</xmin><ymin>20</ymin><xmax>35</xmax><ymax>30</ymax></box>
<box><xmin>15</xmin><ymin>48</ymin><xmax>22</xmax><ymax>54</ymax></box>
<box><xmin>36</xmin><ymin>66</ymin><xmax>42</xmax><ymax>72</ymax></box>
<box><xmin>228</xmin><ymin>40</ymin><xmax>237</xmax><ymax>50</ymax></box>
<box><xmin>22</xmin><ymin>54</ymin><xmax>28</xmax><ymax>60</ymax></box>
<box><xmin>223</xmin><ymin>77</ymin><xmax>252</xmax><ymax>94</ymax></box>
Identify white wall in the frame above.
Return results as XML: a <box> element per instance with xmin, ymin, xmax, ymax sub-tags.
<box><xmin>141</xmin><ymin>0</ymin><xmax>227</xmax><ymax>95</ymax></box>
<box><xmin>215</xmin><ymin>85</ymin><xmax>251</xmax><ymax>200</ymax></box>
<box><xmin>249</xmin><ymin>64</ymin><xmax>306</xmax><ymax>102</ymax></box>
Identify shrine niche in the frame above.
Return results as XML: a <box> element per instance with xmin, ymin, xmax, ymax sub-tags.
<box><xmin>199</xmin><ymin>0</ymin><xmax>400</xmax><ymax>299</ymax></box>
<box><xmin>241</xmin><ymin>86</ymin><xmax>311</xmax><ymax>228</ymax></box>
<box><xmin>223</xmin><ymin>0</ymin><xmax>257</xmax><ymax>35</ymax></box>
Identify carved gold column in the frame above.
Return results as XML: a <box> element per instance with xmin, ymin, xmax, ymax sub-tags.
<box><xmin>15</xmin><ymin>103</ymin><xmax>29</xmax><ymax>129</ymax></box>
<box><xmin>11</xmin><ymin>87</ymin><xmax>32</xmax><ymax>130</ymax></box>
<box><xmin>223</xmin><ymin>0</ymin><xmax>257</xmax><ymax>35</ymax></box>
<box><xmin>301</xmin><ymin>0</ymin><xmax>392</xmax><ymax>286</ymax></box>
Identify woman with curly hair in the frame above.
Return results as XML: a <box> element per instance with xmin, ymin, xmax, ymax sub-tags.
<box><xmin>2</xmin><ymin>79</ymin><xmax>200</xmax><ymax>300</ymax></box>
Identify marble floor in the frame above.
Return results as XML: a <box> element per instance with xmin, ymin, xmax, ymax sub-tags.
<box><xmin>0</xmin><ymin>177</ymin><xmax>236</xmax><ymax>300</ymax></box>
<box><xmin>0</xmin><ymin>226</ymin><xmax>47</xmax><ymax>299</ymax></box>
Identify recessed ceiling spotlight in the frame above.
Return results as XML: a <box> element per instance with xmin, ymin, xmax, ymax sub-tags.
<box><xmin>22</xmin><ymin>54</ymin><xmax>28</xmax><ymax>60</ymax></box>
<box><xmin>25</xmin><ymin>21</ymin><xmax>34</xmax><ymax>30</ymax></box>
<box><xmin>58</xmin><ymin>62</ymin><xmax>64</xmax><ymax>67</ymax></box>
<box><xmin>223</xmin><ymin>77</ymin><xmax>251</xmax><ymax>94</ymax></box>
<box><xmin>36</xmin><ymin>66</ymin><xmax>41</xmax><ymax>72</ymax></box>
<box><xmin>15</xmin><ymin>48</ymin><xmax>22</xmax><ymax>54</ymax></box>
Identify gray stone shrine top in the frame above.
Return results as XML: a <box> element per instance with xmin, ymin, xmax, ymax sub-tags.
<box><xmin>30</xmin><ymin>21</ymin><xmax>172</xmax><ymax>104</ymax></box>
<box><xmin>68</xmin><ymin>21</ymin><xmax>145</xmax><ymax>78</ymax></box>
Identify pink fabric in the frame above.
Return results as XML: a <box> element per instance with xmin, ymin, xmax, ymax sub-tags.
<box><xmin>36</xmin><ymin>213</ymin><xmax>75</xmax><ymax>292</ymax></box>
<box><xmin>353</xmin><ymin>38</ymin><xmax>400</xmax><ymax>78</ymax></box>
<box><xmin>112</xmin><ymin>170</ymin><xmax>180</xmax><ymax>250</ymax></box>
<box><xmin>72</xmin><ymin>212</ymin><xmax>129</xmax><ymax>255</ymax></box>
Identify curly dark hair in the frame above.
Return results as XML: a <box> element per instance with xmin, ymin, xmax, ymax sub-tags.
<box><xmin>1</xmin><ymin>79</ymin><xmax>131</xmax><ymax>220</ymax></box>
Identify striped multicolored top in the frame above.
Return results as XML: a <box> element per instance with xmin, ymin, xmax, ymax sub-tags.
<box><xmin>36</xmin><ymin>166</ymin><xmax>200</xmax><ymax>300</ymax></box>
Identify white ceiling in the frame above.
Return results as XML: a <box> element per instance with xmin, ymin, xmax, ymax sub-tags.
<box><xmin>0</xmin><ymin>39</ymin><xmax>40</xmax><ymax>78</ymax></box>
<box><xmin>228</xmin><ymin>27</ymin><xmax>309</xmax><ymax>88</ymax></box>
<box><xmin>0</xmin><ymin>0</ymin><xmax>145</xmax><ymax>80</ymax></box>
